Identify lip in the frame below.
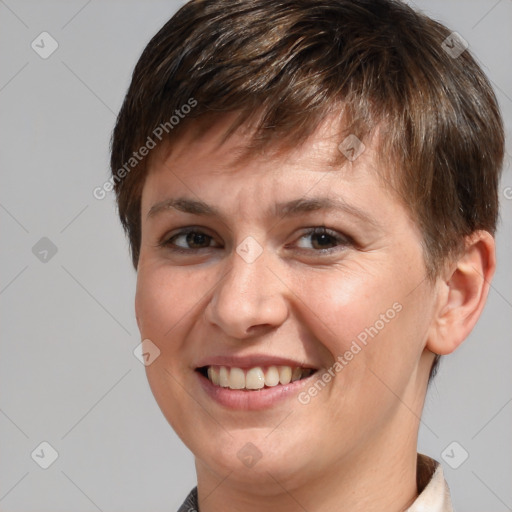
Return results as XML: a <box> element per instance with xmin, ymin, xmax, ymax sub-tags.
<box><xmin>194</xmin><ymin>354</ymin><xmax>319</xmax><ymax>370</ymax></box>
<box><xmin>196</xmin><ymin>367</ymin><xmax>319</xmax><ymax>411</ymax></box>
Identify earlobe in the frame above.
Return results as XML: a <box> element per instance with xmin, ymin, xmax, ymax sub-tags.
<box><xmin>426</xmin><ymin>231</ymin><xmax>496</xmax><ymax>356</ymax></box>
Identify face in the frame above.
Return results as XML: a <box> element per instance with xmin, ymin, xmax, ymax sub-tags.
<box><xmin>135</xmin><ymin>113</ymin><xmax>439</xmax><ymax>490</ymax></box>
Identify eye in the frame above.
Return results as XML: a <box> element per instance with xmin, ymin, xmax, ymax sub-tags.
<box><xmin>158</xmin><ymin>226</ymin><xmax>352</xmax><ymax>255</ymax></box>
<box><xmin>294</xmin><ymin>226</ymin><xmax>351</xmax><ymax>252</ymax></box>
<box><xmin>159</xmin><ymin>228</ymin><xmax>220</xmax><ymax>253</ymax></box>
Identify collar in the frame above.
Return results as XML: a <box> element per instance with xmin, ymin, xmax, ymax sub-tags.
<box><xmin>178</xmin><ymin>453</ymin><xmax>454</xmax><ymax>512</ymax></box>
<box><xmin>406</xmin><ymin>453</ymin><xmax>454</xmax><ymax>512</ymax></box>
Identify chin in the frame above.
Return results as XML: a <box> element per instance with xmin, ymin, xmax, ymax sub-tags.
<box><xmin>193</xmin><ymin>432</ymin><xmax>318</xmax><ymax>490</ymax></box>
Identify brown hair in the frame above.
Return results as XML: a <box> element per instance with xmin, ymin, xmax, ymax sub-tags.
<box><xmin>110</xmin><ymin>0</ymin><xmax>504</xmax><ymax>379</ymax></box>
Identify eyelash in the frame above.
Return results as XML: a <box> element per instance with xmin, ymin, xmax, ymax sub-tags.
<box><xmin>158</xmin><ymin>226</ymin><xmax>352</xmax><ymax>255</ymax></box>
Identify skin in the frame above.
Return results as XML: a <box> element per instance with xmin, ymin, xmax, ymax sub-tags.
<box><xmin>134</xmin><ymin>112</ymin><xmax>495</xmax><ymax>512</ymax></box>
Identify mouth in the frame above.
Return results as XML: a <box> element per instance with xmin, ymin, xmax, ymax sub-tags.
<box><xmin>196</xmin><ymin>365</ymin><xmax>318</xmax><ymax>391</ymax></box>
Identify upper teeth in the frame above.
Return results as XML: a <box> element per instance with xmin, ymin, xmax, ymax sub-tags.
<box><xmin>206</xmin><ymin>365</ymin><xmax>314</xmax><ymax>390</ymax></box>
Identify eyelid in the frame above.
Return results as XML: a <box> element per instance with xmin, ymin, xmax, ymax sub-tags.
<box><xmin>293</xmin><ymin>226</ymin><xmax>353</xmax><ymax>252</ymax></box>
<box><xmin>158</xmin><ymin>226</ymin><xmax>220</xmax><ymax>250</ymax></box>
<box><xmin>157</xmin><ymin>225</ymin><xmax>353</xmax><ymax>254</ymax></box>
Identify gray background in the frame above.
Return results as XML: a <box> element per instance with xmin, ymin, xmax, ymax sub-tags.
<box><xmin>0</xmin><ymin>0</ymin><xmax>511</xmax><ymax>510</ymax></box>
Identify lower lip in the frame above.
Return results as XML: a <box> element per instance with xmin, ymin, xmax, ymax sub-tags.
<box><xmin>196</xmin><ymin>371</ymin><xmax>318</xmax><ymax>411</ymax></box>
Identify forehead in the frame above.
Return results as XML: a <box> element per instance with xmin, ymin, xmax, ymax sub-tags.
<box><xmin>141</xmin><ymin>112</ymin><xmax>414</xmax><ymax>237</ymax></box>
<box><xmin>139</xmin><ymin>110</ymin><xmax>429</xmax><ymax>260</ymax></box>
<box><xmin>147</xmin><ymin>110</ymin><xmax>384</xmax><ymax>180</ymax></box>
<box><xmin>139</xmin><ymin>113</ymin><xmax>412</xmax><ymax>241</ymax></box>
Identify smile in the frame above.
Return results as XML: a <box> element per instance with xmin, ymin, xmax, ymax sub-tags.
<box><xmin>198</xmin><ymin>365</ymin><xmax>316</xmax><ymax>391</ymax></box>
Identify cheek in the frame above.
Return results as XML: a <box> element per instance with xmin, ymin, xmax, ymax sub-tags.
<box><xmin>134</xmin><ymin>264</ymin><xmax>207</xmax><ymax>428</ymax></box>
<box><xmin>292</xmin><ymin>269</ymin><xmax>430</xmax><ymax>447</ymax></box>
<box><xmin>135</xmin><ymin>262</ymin><xmax>207</xmax><ymax>342</ymax></box>
<box><xmin>299</xmin><ymin>263</ymin><xmax>429</xmax><ymax>391</ymax></box>
<box><xmin>298</xmin><ymin>266</ymin><xmax>400</xmax><ymax>359</ymax></box>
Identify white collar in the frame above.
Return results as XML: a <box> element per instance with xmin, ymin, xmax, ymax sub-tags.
<box><xmin>406</xmin><ymin>454</ymin><xmax>454</xmax><ymax>512</ymax></box>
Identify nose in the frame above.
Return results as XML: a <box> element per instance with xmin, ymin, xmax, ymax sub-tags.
<box><xmin>205</xmin><ymin>240</ymin><xmax>289</xmax><ymax>340</ymax></box>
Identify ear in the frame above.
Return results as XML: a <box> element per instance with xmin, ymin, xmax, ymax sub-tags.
<box><xmin>426</xmin><ymin>230</ymin><xmax>496</xmax><ymax>355</ymax></box>
<box><xmin>135</xmin><ymin>286</ymin><xmax>143</xmax><ymax>333</ymax></box>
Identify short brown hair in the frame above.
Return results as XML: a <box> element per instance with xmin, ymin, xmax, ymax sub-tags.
<box><xmin>110</xmin><ymin>0</ymin><xmax>505</xmax><ymax>378</ymax></box>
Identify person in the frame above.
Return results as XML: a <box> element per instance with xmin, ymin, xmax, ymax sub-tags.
<box><xmin>109</xmin><ymin>0</ymin><xmax>504</xmax><ymax>510</ymax></box>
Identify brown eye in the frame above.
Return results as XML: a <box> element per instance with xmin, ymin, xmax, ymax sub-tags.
<box><xmin>295</xmin><ymin>227</ymin><xmax>351</xmax><ymax>252</ymax></box>
<box><xmin>160</xmin><ymin>228</ymin><xmax>220</xmax><ymax>252</ymax></box>
<box><xmin>179</xmin><ymin>231</ymin><xmax>211</xmax><ymax>249</ymax></box>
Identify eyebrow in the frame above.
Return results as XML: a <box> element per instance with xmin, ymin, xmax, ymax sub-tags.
<box><xmin>147</xmin><ymin>196</ymin><xmax>379</xmax><ymax>227</ymax></box>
